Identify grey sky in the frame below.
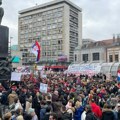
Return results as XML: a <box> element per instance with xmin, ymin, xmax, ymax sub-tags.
<box><xmin>2</xmin><ymin>0</ymin><xmax>120</xmax><ymax>45</ymax></box>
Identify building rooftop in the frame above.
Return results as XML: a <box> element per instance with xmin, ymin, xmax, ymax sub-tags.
<box><xmin>19</xmin><ymin>0</ymin><xmax>82</xmax><ymax>14</ymax></box>
<box><xmin>81</xmin><ymin>39</ymin><xmax>113</xmax><ymax>49</ymax></box>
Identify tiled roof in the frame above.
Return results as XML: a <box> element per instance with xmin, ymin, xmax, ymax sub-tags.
<box><xmin>81</xmin><ymin>39</ymin><xmax>113</xmax><ymax>49</ymax></box>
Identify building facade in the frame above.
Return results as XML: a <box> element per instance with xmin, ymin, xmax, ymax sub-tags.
<box><xmin>74</xmin><ymin>39</ymin><xmax>113</xmax><ymax>63</ymax></box>
<box><xmin>18</xmin><ymin>0</ymin><xmax>82</xmax><ymax>65</ymax></box>
<box><xmin>107</xmin><ymin>46</ymin><xmax>120</xmax><ymax>63</ymax></box>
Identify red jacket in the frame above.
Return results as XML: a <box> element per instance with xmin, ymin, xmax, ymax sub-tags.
<box><xmin>90</xmin><ymin>102</ymin><xmax>102</xmax><ymax>118</ymax></box>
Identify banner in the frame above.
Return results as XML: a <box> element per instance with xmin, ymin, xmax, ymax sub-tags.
<box><xmin>40</xmin><ymin>83</ymin><xmax>48</xmax><ymax>93</ymax></box>
<box><xmin>15</xmin><ymin>66</ymin><xmax>31</xmax><ymax>74</ymax></box>
<box><xmin>37</xmin><ymin>66</ymin><xmax>44</xmax><ymax>71</ymax></box>
<box><xmin>67</xmin><ymin>64</ymin><xmax>101</xmax><ymax>75</ymax></box>
<box><xmin>11</xmin><ymin>72</ymin><xmax>22</xmax><ymax>81</ymax></box>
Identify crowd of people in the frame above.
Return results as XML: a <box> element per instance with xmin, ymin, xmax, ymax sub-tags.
<box><xmin>0</xmin><ymin>71</ymin><xmax>120</xmax><ymax>120</ymax></box>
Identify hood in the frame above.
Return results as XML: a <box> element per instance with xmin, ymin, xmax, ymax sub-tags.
<box><xmin>90</xmin><ymin>103</ymin><xmax>97</xmax><ymax>109</ymax></box>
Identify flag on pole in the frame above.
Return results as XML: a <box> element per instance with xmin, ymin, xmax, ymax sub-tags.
<box><xmin>117</xmin><ymin>70</ymin><xmax>120</xmax><ymax>82</ymax></box>
<box><xmin>31</xmin><ymin>41</ymin><xmax>41</xmax><ymax>62</ymax></box>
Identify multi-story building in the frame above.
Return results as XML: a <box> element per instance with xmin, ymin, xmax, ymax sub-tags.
<box><xmin>18</xmin><ymin>0</ymin><xmax>82</xmax><ymax>65</ymax></box>
<box><xmin>82</xmin><ymin>38</ymin><xmax>95</xmax><ymax>45</ymax></box>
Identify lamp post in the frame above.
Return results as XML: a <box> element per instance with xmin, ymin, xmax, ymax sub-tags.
<box><xmin>9</xmin><ymin>36</ymin><xmax>13</xmax><ymax>59</ymax></box>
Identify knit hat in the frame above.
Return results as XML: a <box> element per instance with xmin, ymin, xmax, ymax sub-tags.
<box><xmin>28</xmin><ymin>108</ymin><xmax>35</xmax><ymax>114</ymax></box>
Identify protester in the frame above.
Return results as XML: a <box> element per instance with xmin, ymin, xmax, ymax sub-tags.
<box><xmin>8</xmin><ymin>90</ymin><xmax>18</xmax><ymax>105</ymax></box>
<box><xmin>85</xmin><ymin>105</ymin><xmax>97</xmax><ymax>120</ymax></box>
<box><xmin>61</xmin><ymin>105</ymin><xmax>72</xmax><ymax>120</ymax></box>
<box><xmin>89</xmin><ymin>99</ymin><xmax>102</xmax><ymax>119</ymax></box>
<box><xmin>4</xmin><ymin>112</ymin><xmax>12</xmax><ymax>120</ymax></box>
<box><xmin>0</xmin><ymin>71</ymin><xmax>120</xmax><ymax>120</ymax></box>
<box><xmin>28</xmin><ymin>108</ymin><xmax>38</xmax><ymax>120</ymax></box>
<box><xmin>101</xmin><ymin>103</ymin><xmax>115</xmax><ymax>120</ymax></box>
<box><xmin>25</xmin><ymin>94</ymin><xmax>32</xmax><ymax>112</ymax></box>
<box><xmin>49</xmin><ymin>113</ymin><xmax>58</xmax><ymax>120</ymax></box>
<box><xmin>32</xmin><ymin>92</ymin><xmax>41</xmax><ymax>120</ymax></box>
<box><xmin>74</xmin><ymin>101</ymin><xmax>84</xmax><ymax>120</ymax></box>
<box><xmin>16</xmin><ymin>115</ymin><xmax>24</xmax><ymax>120</ymax></box>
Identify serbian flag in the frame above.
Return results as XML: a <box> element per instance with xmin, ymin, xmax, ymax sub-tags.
<box><xmin>31</xmin><ymin>41</ymin><xmax>41</xmax><ymax>62</ymax></box>
<box><xmin>117</xmin><ymin>70</ymin><xmax>120</xmax><ymax>81</ymax></box>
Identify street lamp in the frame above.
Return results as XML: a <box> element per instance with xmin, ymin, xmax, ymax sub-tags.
<box><xmin>9</xmin><ymin>36</ymin><xmax>13</xmax><ymax>58</ymax></box>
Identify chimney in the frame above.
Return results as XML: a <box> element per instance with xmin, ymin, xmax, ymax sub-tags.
<box><xmin>117</xmin><ymin>34</ymin><xmax>120</xmax><ymax>43</ymax></box>
<box><xmin>113</xmin><ymin>34</ymin><xmax>115</xmax><ymax>43</ymax></box>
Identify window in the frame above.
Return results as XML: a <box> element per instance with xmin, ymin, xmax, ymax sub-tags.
<box><xmin>93</xmin><ymin>53</ymin><xmax>99</xmax><ymax>61</ymax></box>
<box><xmin>82</xmin><ymin>54</ymin><xmax>88</xmax><ymax>62</ymax></box>
<box><xmin>109</xmin><ymin>55</ymin><xmax>113</xmax><ymax>62</ymax></box>
<box><xmin>115</xmin><ymin>54</ymin><xmax>119</xmax><ymax>62</ymax></box>
<box><xmin>75</xmin><ymin>54</ymin><xmax>77</xmax><ymax>62</ymax></box>
<box><xmin>58</xmin><ymin>45</ymin><xmax>62</xmax><ymax>50</ymax></box>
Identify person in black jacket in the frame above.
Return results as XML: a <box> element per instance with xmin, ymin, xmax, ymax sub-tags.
<box><xmin>32</xmin><ymin>92</ymin><xmax>42</xmax><ymax>120</ymax></box>
<box><xmin>85</xmin><ymin>105</ymin><xmax>97</xmax><ymax>120</ymax></box>
<box><xmin>101</xmin><ymin>104</ymin><xmax>115</xmax><ymax>120</ymax></box>
<box><xmin>44</xmin><ymin>106</ymin><xmax>51</xmax><ymax>120</ymax></box>
<box><xmin>61</xmin><ymin>105</ymin><xmax>72</xmax><ymax>120</ymax></box>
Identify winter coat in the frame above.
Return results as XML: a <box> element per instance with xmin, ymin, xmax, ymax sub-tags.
<box><xmin>67</xmin><ymin>107</ymin><xmax>75</xmax><ymax>120</ymax></box>
<box><xmin>61</xmin><ymin>112</ymin><xmax>72</xmax><ymax>120</ymax></box>
<box><xmin>52</xmin><ymin>94</ymin><xmax>59</xmax><ymax>102</ymax></box>
<box><xmin>85</xmin><ymin>110</ymin><xmax>97</xmax><ymax>120</ymax></box>
<box><xmin>90</xmin><ymin>102</ymin><xmax>102</xmax><ymax>119</ymax></box>
<box><xmin>25</xmin><ymin>101</ymin><xmax>32</xmax><ymax>112</ymax></box>
<box><xmin>1</xmin><ymin>93</ymin><xmax>8</xmax><ymax>105</ymax></box>
<box><xmin>44</xmin><ymin>112</ymin><xmax>51</xmax><ymax>120</ymax></box>
<box><xmin>81</xmin><ymin>111</ymin><xmax>86</xmax><ymax>120</ymax></box>
<box><xmin>32</xmin><ymin>114</ymin><xmax>38</xmax><ymax>120</ymax></box>
<box><xmin>101</xmin><ymin>109</ymin><xmax>115</xmax><ymax>120</ymax></box>
<box><xmin>74</xmin><ymin>106</ymin><xmax>84</xmax><ymax>120</ymax></box>
<box><xmin>32</xmin><ymin>96</ymin><xmax>41</xmax><ymax>119</ymax></box>
<box><xmin>40</xmin><ymin>107</ymin><xmax>46</xmax><ymax>120</ymax></box>
<box><xmin>19</xmin><ymin>93</ymin><xmax>26</xmax><ymax>109</ymax></box>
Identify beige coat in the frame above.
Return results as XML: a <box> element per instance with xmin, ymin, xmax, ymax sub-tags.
<box><xmin>25</xmin><ymin>101</ymin><xmax>32</xmax><ymax>112</ymax></box>
<box><xmin>8</xmin><ymin>93</ymin><xmax>17</xmax><ymax>105</ymax></box>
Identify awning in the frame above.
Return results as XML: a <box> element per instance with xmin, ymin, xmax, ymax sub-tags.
<box><xmin>44</xmin><ymin>66</ymin><xmax>50</xmax><ymax>69</ymax></box>
<box><xmin>47</xmin><ymin>65</ymin><xmax>68</xmax><ymax>69</ymax></box>
<box><xmin>12</xmin><ymin>56</ymin><xmax>20</xmax><ymax>63</ymax></box>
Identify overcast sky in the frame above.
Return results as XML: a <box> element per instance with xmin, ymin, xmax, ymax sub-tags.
<box><xmin>2</xmin><ymin>0</ymin><xmax>120</xmax><ymax>45</ymax></box>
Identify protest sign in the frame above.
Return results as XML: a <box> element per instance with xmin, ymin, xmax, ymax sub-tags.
<box><xmin>40</xmin><ymin>83</ymin><xmax>48</xmax><ymax>93</ymax></box>
<box><xmin>11</xmin><ymin>72</ymin><xmax>22</xmax><ymax>81</ymax></box>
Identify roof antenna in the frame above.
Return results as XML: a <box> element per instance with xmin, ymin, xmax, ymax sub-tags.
<box><xmin>36</xmin><ymin>3</ymin><xmax>38</xmax><ymax>6</ymax></box>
